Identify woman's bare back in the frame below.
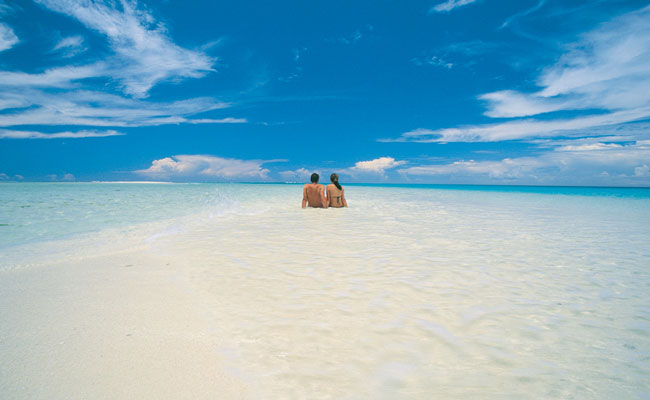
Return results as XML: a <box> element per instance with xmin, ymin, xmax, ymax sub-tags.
<box><xmin>326</xmin><ymin>184</ymin><xmax>347</xmax><ymax>208</ymax></box>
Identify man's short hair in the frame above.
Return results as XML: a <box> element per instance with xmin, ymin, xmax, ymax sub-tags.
<box><xmin>310</xmin><ymin>173</ymin><xmax>319</xmax><ymax>183</ymax></box>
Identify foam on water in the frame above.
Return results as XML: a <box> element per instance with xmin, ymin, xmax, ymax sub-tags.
<box><xmin>1</xmin><ymin>183</ymin><xmax>649</xmax><ymax>398</ymax></box>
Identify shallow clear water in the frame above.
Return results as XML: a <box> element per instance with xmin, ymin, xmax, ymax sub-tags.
<box><xmin>1</xmin><ymin>183</ymin><xmax>649</xmax><ymax>399</ymax></box>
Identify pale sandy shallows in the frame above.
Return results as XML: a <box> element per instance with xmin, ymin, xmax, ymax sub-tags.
<box><xmin>1</xmin><ymin>186</ymin><xmax>649</xmax><ymax>399</ymax></box>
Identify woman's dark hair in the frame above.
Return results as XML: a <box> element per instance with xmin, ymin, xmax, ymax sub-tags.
<box><xmin>330</xmin><ymin>173</ymin><xmax>342</xmax><ymax>190</ymax></box>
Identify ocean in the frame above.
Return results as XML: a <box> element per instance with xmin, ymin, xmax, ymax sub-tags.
<box><xmin>1</xmin><ymin>182</ymin><xmax>649</xmax><ymax>399</ymax></box>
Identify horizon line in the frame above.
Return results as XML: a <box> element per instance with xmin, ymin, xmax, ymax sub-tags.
<box><xmin>1</xmin><ymin>180</ymin><xmax>649</xmax><ymax>189</ymax></box>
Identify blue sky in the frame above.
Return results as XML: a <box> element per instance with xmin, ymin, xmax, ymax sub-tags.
<box><xmin>0</xmin><ymin>0</ymin><xmax>649</xmax><ymax>185</ymax></box>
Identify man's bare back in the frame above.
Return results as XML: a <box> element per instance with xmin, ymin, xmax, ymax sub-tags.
<box><xmin>302</xmin><ymin>183</ymin><xmax>326</xmax><ymax>208</ymax></box>
<box><xmin>302</xmin><ymin>173</ymin><xmax>327</xmax><ymax>208</ymax></box>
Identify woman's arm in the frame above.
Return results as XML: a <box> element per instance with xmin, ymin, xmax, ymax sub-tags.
<box><xmin>342</xmin><ymin>188</ymin><xmax>348</xmax><ymax>207</ymax></box>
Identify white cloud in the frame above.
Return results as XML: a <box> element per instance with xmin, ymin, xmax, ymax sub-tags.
<box><xmin>135</xmin><ymin>155</ymin><xmax>271</xmax><ymax>180</ymax></box>
<box><xmin>0</xmin><ymin>172</ymin><xmax>24</xmax><ymax>181</ymax></box>
<box><xmin>395</xmin><ymin>5</ymin><xmax>650</xmax><ymax>143</ymax></box>
<box><xmin>401</xmin><ymin>158</ymin><xmax>546</xmax><ymax>179</ymax></box>
<box><xmin>279</xmin><ymin>168</ymin><xmax>311</xmax><ymax>181</ymax></box>
<box><xmin>479</xmin><ymin>90</ymin><xmax>571</xmax><ymax>118</ymax></box>
<box><xmin>0</xmin><ymin>89</ymin><xmax>242</xmax><ymax>128</ymax></box>
<box><xmin>36</xmin><ymin>0</ymin><xmax>214</xmax><ymax>98</ymax></box>
<box><xmin>0</xmin><ymin>64</ymin><xmax>106</xmax><ymax>88</ymax></box>
<box><xmin>554</xmin><ymin>142</ymin><xmax>623</xmax><ymax>152</ymax></box>
<box><xmin>430</xmin><ymin>0</ymin><xmax>478</xmax><ymax>13</ymax></box>
<box><xmin>399</xmin><ymin>139</ymin><xmax>650</xmax><ymax>185</ymax></box>
<box><xmin>349</xmin><ymin>157</ymin><xmax>406</xmax><ymax>174</ymax></box>
<box><xmin>538</xmin><ymin>7</ymin><xmax>650</xmax><ymax>99</ymax></box>
<box><xmin>396</xmin><ymin>106</ymin><xmax>650</xmax><ymax>142</ymax></box>
<box><xmin>484</xmin><ymin>5</ymin><xmax>650</xmax><ymax>119</ymax></box>
<box><xmin>52</xmin><ymin>35</ymin><xmax>86</xmax><ymax>57</ymax></box>
<box><xmin>635</xmin><ymin>164</ymin><xmax>650</xmax><ymax>177</ymax></box>
<box><xmin>62</xmin><ymin>173</ymin><xmax>75</xmax><ymax>181</ymax></box>
<box><xmin>0</xmin><ymin>23</ymin><xmax>18</xmax><ymax>51</ymax></box>
<box><xmin>0</xmin><ymin>128</ymin><xmax>123</xmax><ymax>139</ymax></box>
<box><xmin>0</xmin><ymin>1</ymin><xmax>237</xmax><ymax>133</ymax></box>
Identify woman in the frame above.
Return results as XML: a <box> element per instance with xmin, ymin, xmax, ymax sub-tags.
<box><xmin>326</xmin><ymin>173</ymin><xmax>348</xmax><ymax>208</ymax></box>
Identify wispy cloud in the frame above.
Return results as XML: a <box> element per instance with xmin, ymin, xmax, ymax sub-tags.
<box><xmin>45</xmin><ymin>173</ymin><xmax>76</xmax><ymax>181</ymax></box>
<box><xmin>412</xmin><ymin>40</ymin><xmax>499</xmax><ymax>71</ymax></box>
<box><xmin>430</xmin><ymin>0</ymin><xmax>478</xmax><ymax>13</ymax></box>
<box><xmin>0</xmin><ymin>64</ymin><xmax>106</xmax><ymax>88</ymax></box>
<box><xmin>392</xmin><ymin>5</ymin><xmax>650</xmax><ymax>143</ymax></box>
<box><xmin>0</xmin><ymin>0</ymin><xmax>239</xmax><ymax>135</ymax></box>
<box><xmin>135</xmin><ymin>155</ymin><xmax>272</xmax><ymax>181</ymax></box>
<box><xmin>0</xmin><ymin>172</ymin><xmax>25</xmax><ymax>181</ymax></box>
<box><xmin>393</xmin><ymin>107</ymin><xmax>650</xmax><ymax>143</ymax></box>
<box><xmin>35</xmin><ymin>0</ymin><xmax>215</xmax><ymax>98</ymax></box>
<box><xmin>0</xmin><ymin>89</ymin><xmax>243</xmax><ymax>128</ymax></box>
<box><xmin>0</xmin><ymin>23</ymin><xmax>18</xmax><ymax>51</ymax></box>
<box><xmin>278</xmin><ymin>47</ymin><xmax>307</xmax><ymax>83</ymax></box>
<box><xmin>51</xmin><ymin>35</ymin><xmax>86</xmax><ymax>57</ymax></box>
<box><xmin>411</xmin><ymin>55</ymin><xmax>453</xmax><ymax>69</ymax></box>
<box><xmin>0</xmin><ymin>1</ymin><xmax>12</xmax><ymax>15</ymax></box>
<box><xmin>398</xmin><ymin>138</ymin><xmax>650</xmax><ymax>186</ymax></box>
<box><xmin>485</xmin><ymin>4</ymin><xmax>650</xmax><ymax>118</ymax></box>
<box><xmin>338</xmin><ymin>25</ymin><xmax>373</xmax><ymax>45</ymax></box>
<box><xmin>499</xmin><ymin>0</ymin><xmax>546</xmax><ymax>30</ymax></box>
<box><xmin>442</xmin><ymin>40</ymin><xmax>498</xmax><ymax>56</ymax></box>
<box><xmin>0</xmin><ymin>128</ymin><xmax>123</xmax><ymax>139</ymax></box>
<box><xmin>0</xmin><ymin>173</ymin><xmax>23</xmax><ymax>181</ymax></box>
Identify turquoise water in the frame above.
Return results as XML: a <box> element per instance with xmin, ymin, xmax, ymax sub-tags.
<box><xmin>0</xmin><ymin>183</ymin><xmax>257</xmax><ymax>249</ymax></box>
<box><xmin>346</xmin><ymin>183</ymin><xmax>650</xmax><ymax>198</ymax></box>
<box><xmin>1</xmin><ymin>182</ymin><xmax>650</xmax><ymax>398</ymax></box>
<box><xmin>2</xmin><ymin>182</ymin><xmax>649</xmax><ymax>250</ymax></box>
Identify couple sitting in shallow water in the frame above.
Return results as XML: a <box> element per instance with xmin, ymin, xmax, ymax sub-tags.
<box><xmin>302</xmin><ymin>173</ymin><xmax>348</xmax><ymax>208</ymax></box>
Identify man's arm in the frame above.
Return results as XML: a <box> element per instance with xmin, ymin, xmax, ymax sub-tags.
<box><xmin>302</xmin><ymin>186</ymin><xmax>307</xmax><ymax>208</ymax></box>
<box><xmin>321</xmin><ymin>185</ymin><xmax>328</xmax><ymax>208</ymax></box>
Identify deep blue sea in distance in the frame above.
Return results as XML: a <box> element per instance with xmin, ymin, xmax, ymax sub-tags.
<box><xmin>325</xmin><ymin>183</ymin><xmax>650</xmax><ymax>198</ymax></box>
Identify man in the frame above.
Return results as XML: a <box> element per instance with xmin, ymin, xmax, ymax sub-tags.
<box><xmin>302</xmin><ymin>173</ymin><xmax>328</xmax><ymax>208</ymax></box>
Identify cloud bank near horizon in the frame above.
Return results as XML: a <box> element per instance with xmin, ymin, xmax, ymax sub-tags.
<box><xmin>135</xmin><ymin>155</ymin><xmax>272</xmax><ymax>181</ymax></box>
